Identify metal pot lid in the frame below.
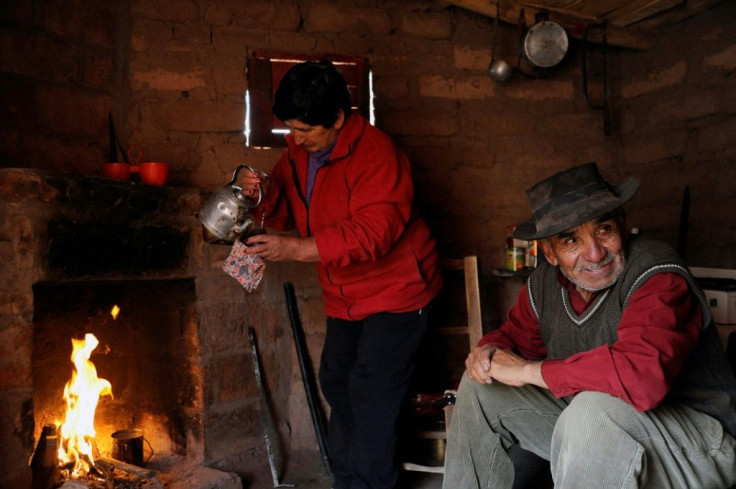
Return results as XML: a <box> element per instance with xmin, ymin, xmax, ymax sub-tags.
<box><xmin>524</xmin><ymin>21</ymin><xmax>568</xmax><ymax>68</ymax></box>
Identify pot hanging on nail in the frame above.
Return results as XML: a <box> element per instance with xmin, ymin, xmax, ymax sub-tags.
<box><xmin>488</xmin><ymin>2</ymin><xmax>512</xmax><ymax>83</ymax></box>
<box><xmin>515</xmin><ymin>10</ymin><xmax>569</xmax><ymax>78</ymax></box>
<box><xmin>524</xmin><ymin>19</ymin><xmax>568</xmax><ymax>68</ymax></box>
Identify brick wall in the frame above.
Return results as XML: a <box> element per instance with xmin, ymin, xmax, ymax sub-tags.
<box><xmin>612</xmin><ymin>6</ymin><xmax>736</xmax><ymax>267</ymax></box>
<box><xmin>1</xmin><ymin>0</ymin><xmax>735</xmax><ymax>485</ymax></box>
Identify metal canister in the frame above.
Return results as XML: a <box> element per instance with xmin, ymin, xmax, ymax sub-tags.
<box><xmin>506</xmin><ymin>247</ymin><xmax>525</xmax><ymax>271</ymax></box>
<box><xmin>505</xmin><ymin>226</ymin><xmax>526</xmax><ymax>271</ymax></box>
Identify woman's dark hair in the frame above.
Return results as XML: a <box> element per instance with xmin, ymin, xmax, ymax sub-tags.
<box><xmin>273</xmin><ymin>60</ymin><xmax>352</xmax><ymax>128</ymax></box>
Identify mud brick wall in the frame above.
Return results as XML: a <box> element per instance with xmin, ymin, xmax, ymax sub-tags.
<box><xmin>613</xmin><ymin>11</ymin><xmax>736</xmax><ymax>267</ymax></box>
<box><xmin>1</xmin><ymin>0</ymin><xmax>735</xmax><ymax>486</ymax></box>
<box><xmin>3</xmin><ymin>1</ymin><xmax>733</xmax><ymax>267</ymax></box>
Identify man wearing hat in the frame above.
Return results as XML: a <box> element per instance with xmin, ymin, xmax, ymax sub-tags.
<box><xmin>443</xmin><ymin>163</ymin><xmax>736</xmax><ymax>488</ymax></box>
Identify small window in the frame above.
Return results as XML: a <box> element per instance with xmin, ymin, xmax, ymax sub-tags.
<box><xmin>246</xmin><ymin>51</ymin><xmax>372</xmax><ymax>148</ymax></box>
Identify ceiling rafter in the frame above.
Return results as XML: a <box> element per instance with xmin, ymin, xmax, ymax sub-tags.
<box><xmin>442</xmin><ymin>0</ymin><xmax>725</xmax><ymax>49</ymax></box>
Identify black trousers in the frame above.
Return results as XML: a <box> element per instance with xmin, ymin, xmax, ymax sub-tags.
<box><xmin>319</xmin><ymin>306</ymin><xmax>431</xmax><ymax>489</ymax></box>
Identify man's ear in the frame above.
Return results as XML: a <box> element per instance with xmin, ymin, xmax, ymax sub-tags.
<box><xmin>539</xmin><ymin>240</ymin><xmax>558</xmax><ymax>266</ymax></box>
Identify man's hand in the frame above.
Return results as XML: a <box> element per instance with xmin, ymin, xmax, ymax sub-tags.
<box><xmin>488</xmin><ymin>349</ymin><xmax>547</xmax><ymax>389</ymax></box>
<box><xmin>465</xmin><ymin>344</ymin><xmax>497</xmax><ymax>384</ymax></box>
<box><xmin>465</xmin><ymin>346</ymin><xmax>548</xmax><ymax>389</ymax></box>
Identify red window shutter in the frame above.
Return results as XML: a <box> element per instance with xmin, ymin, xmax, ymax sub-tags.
<box><xmin>270</xmin><ymin>59</ymin><xmax>299</xmax><ymax>134</ymax></box>
<box><xmin>247</xmin><ymin>56</ymin><xmax>274</xmax><ymax>148</ymax></box>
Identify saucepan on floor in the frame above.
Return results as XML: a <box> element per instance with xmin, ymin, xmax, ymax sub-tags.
<box><xmin>111</xmin><ymin>428</ymin><xmax>154</xmax><ymax>466</ymax></box>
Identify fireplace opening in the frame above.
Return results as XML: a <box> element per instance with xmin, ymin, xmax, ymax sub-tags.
<box><xmin>32</xmin><ymin>279</ymin><xmax>202</xmax><ymax>466</ymax></box>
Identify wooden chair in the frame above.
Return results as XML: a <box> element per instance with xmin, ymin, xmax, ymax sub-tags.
<box><xmin>401</xmin><ymin>255</ymin><xmax>484</xmax><ymax>473</ymax></box>
<box><xmin>436</xmin><ymin>256</ymin><xmax>484</xmax><ymax>347</ymax></box>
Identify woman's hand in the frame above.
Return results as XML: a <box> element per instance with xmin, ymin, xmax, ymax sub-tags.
<box><xmin>244</xmin><ymin>234</ymin><xmax>320</xmax><ymax>262</ymax></box>
<box><xmin>239</xmin><ymin>170</ymin><xmax>264</xmax><ymax>199</ymax></box>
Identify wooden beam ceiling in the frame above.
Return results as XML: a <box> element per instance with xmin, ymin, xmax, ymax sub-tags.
<box><xmin>442</xmin><ymin>0</ymin><xmax>725</xmax><ymax>49</ymax></box>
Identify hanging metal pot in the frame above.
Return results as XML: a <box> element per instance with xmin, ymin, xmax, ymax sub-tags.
<box><xmin>523</xmin><ymin>19</ymin><xmax>568</xmax><ymax>69</ymax></box>
<box><xmin>488</xmin><ymin>2</ymin><xmax>513</xmax><ymax>83</ymax></box>
<box><xmin>514</xmin><ymin>10</ymin><xmax>568</xmax><ymax>78</ymax></box>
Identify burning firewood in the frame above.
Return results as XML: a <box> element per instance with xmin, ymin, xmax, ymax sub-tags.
<box><xmin>95</xmin><ymin>457</ymin><xmax>163</xmax><ymax>488</ymax></box>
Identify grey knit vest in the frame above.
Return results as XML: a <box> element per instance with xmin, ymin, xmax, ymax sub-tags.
<box><xmin>528</xmin><ymin>237</ymin><xmax>736</xmax><ymax>437</ymax></box>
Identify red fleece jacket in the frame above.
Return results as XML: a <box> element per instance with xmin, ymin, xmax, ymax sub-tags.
<box><xmin>260</xmin><ymin>113</ymin><xmax>442</xmax><ymax>320</ymax></box>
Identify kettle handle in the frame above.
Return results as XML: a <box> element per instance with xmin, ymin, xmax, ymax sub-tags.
<box><xmin>230</xmin><ymin>164</ymin><xmax>264</xmax><ymax>207</ymax></box>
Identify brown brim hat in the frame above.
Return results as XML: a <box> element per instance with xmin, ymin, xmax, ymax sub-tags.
<box><xmin>513</xmin><ymin>162</ymin><xmax>639</xmax><ymax>240</ymax></box>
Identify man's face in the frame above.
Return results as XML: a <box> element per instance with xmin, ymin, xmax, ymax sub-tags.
<box><xmin>539</xmin><ymin>214</ymin><xmax>626</xmax><ymax>296</ymax></box>
<box><xmin>283</xmin><ymin>110</ymin><xmax>344</xmax><ymax>153</ymax></box>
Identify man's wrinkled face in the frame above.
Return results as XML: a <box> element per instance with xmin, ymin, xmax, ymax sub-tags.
<box><xmin>540</xmin><ymin>214</ymin><xmax>626</xmax><ymax>296</ymax></box>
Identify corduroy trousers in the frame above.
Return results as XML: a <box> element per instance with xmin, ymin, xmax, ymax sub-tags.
<box><xmin>443</xmin><ymin>373</ymin><xmax>736</xmax><ymax>489</ymax></box>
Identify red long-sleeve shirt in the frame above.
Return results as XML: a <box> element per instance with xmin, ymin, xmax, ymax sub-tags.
<box><xmin>478</xmin><ymin>272</ymin><xmax>703</xmax><ymax>411</ymax></box>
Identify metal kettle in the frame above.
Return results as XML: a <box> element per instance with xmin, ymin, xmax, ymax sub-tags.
<box><xmin>199</xmin><ymin>164</ymin><xmax>264</xmax><ymax>243</ymax></box>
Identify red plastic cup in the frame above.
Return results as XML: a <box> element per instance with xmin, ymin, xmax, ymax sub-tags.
<box><xmin>134</xmin><ymin>162</ymin><xmax>169</xmax><ymax>186</ymax></box>
<box><xmin>102</xmin><ymin>162</ymin><xmax>131</xmax><ymax>181</ymax></box>
<box><xmin>125</xmin><ymin>146</ymin><xmax>169</xmax><ymax>186</ymax></box>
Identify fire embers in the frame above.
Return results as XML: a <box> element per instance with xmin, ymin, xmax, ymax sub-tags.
<box><xmin>57</xmin><ymin>333</ymin><xmax>113</xmax><ymax>478</ymax></box>
<box><xmin>30</xmin><ymin>333</ymin><xmax>114</xmax><ymax>486</ymax></box>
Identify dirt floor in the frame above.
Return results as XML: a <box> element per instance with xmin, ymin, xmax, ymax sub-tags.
<box><xmin>241</xmin><ymin>445</ymin><xmax>555</xmax><ymax>489</ymax></box>
<box><xmin>242</xmin><ymin>450</ymin><xmax>443</xmax><ymax>489</ymax></box>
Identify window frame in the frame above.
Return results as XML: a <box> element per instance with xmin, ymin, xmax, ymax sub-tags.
<box><xmin>246</xmin><ymin>51</ymin><xmax>370</xmax><ymax>148</ymax></box>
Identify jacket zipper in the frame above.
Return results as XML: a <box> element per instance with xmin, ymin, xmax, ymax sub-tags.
<box><xmin>288</xmin><ymin>145</ymin><xmax>356</xmax><ymax>318</ymax></box>
<box><xmin>288</xmin><ymin>155</ymin><xmax>311</xmax><ymax>236</ymax></box>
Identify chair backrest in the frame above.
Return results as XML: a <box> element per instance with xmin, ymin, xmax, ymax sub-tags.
<box><xmin>409</xmin><ymin>255</ymin><xmax>485</xmax><ymax>392</ymax></box>
<box><xmin>437</xmin><ymin>255</ymin><xmax>484</xmax><ymax>351</ymax></box>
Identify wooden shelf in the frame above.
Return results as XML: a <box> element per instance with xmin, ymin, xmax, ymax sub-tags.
<box><xmin>492</xmin><ymin>268</ymin><xmax>532</xmax><ymax>279</ymax></box>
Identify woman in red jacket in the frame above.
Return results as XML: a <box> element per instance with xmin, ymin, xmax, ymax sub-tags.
<box><xmin>243</xmin><ymin>61</ymin><xmax>442</xmax><ymax>489</ymax></box>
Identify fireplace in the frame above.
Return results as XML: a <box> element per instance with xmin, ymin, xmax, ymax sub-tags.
<box><xmin>32</xmin><ymin>279</ymin><xmax>200</xmax><ymax>460</ymax></box>
<box><xmin>0</xmin><ymin>169</ymin><xmax>248</xmax><ymax>488</ymax></box>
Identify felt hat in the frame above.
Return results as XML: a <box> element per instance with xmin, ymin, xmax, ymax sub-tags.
<box><xmin>513</xmin><ymin>162</ymin><xmax>639</xmax><ymax>240</ymax></box>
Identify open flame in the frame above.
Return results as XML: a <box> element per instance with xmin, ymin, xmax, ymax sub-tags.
<box><xmin>57</xmin><ymin>333</ymin><xmax>113</xmax><ymax>477</ymax></box>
